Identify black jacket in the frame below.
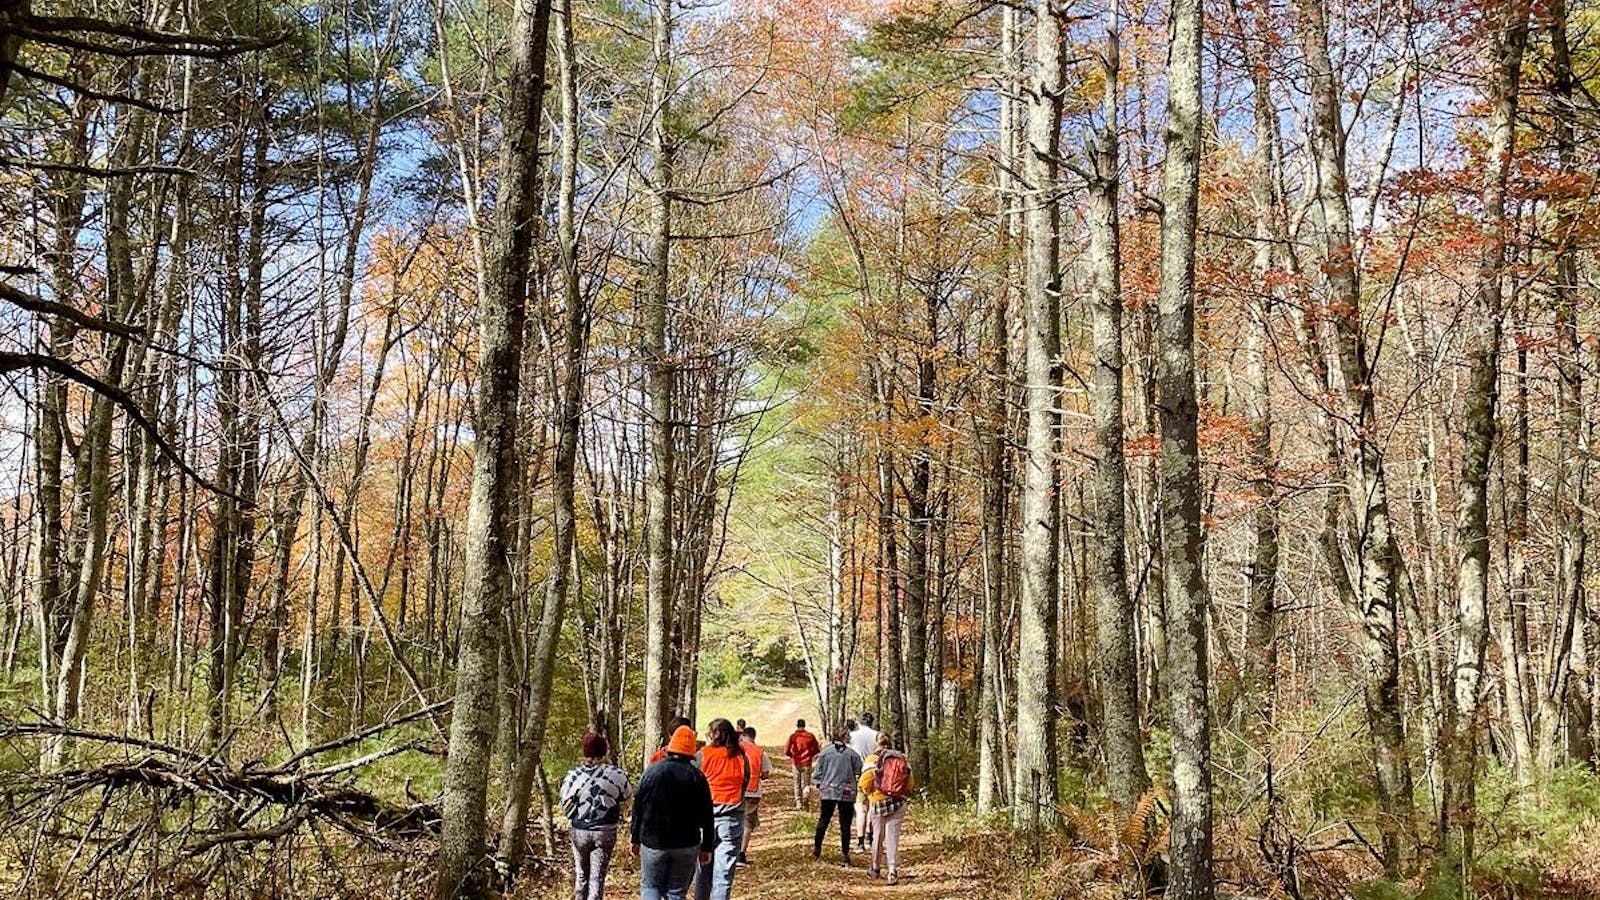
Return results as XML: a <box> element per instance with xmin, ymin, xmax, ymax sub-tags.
<box><xmin>630</xmin><ymin>754</ymin><xmax>715</xmax><ymax>852</ymax></box>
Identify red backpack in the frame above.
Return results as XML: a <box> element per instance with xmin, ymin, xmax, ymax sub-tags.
<box><xmin>875</xmin><ymin>750</ymin><xmax>911</xmax><ymax>799</ymax></box>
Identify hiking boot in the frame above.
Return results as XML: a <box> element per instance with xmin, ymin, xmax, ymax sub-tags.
<box><xmin>811</xmin><ymin>849</ymin><xmax>821</xmax><ymax>861</ymax></box>
<box><xmin>868</xmin><ymin>868</ymin><xmax>881</xmax><ymax>880</ymax></box>
<box><xmin>842</xmin><ymin>853</ymin><xmax>852</xmax><ymax>868</ymax></box>
<box><xmin>735</xmin><ymin>853</ymin><xmax>750</xmax><ymax>868</ymax></box>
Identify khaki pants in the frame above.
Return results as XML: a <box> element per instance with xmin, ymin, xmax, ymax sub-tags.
<box><xmin>869</xmin><ymin>801</ymin><xmax>907</xmax><ymax>876</ymax></box>
<box><xmin>792</xmin><ymin>764</ymin><xmax>812</xmax><ymax>807</ymax></box>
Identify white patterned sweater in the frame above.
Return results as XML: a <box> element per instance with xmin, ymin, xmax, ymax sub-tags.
<box><xmin>559</xmin><ymin>763</ymin><xmax>632</xmax><ymax>830</ymax></box>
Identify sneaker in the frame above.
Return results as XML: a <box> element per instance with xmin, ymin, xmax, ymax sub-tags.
<box><xmin>735</xmin><ymin>853</ymin><xmax>750</xmax><ymax>868</ymax></box>
<box><xmin>811</xmin><ymin>850</ymin><xmax>821</xmax><ymax>861</ymax></box>
<box><xmin>842</xmin><ymin>854</ymin><xmax>853</xmax><ymax>868</ymax></box>
<box><xmin>887</xmin><ymin>871</ymin><xmax>898</xmax><ymax>885</ymax></box>
<box><xmin>868</xmin><ymin>868</ymin><xmax>881</xmax><ymax>879</ymax></box>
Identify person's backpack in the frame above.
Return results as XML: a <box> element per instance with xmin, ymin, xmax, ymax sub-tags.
<box><xmin>875</xmin><ymin>750</ymin><xmax>911</xmax><ymax>799</ymax></box>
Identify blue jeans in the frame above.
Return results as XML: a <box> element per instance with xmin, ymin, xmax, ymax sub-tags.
<box><xmin>639</xmin><ymin>845</ymin><xmax>699</xmax><ymax>900</ymax></box>
<box><xmin>694</xmin><ymin>814</ymin><xmax>744</xmax><ymax>900</ymax></box>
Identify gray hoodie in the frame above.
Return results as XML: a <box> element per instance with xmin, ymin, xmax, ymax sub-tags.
<box><xmin>812</xmin><ymin>741</ymin><xmax>863</xmax><ymax>802</ymax></box>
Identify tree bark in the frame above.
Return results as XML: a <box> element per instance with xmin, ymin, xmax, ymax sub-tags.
<box><xmin>1440</xmin><ymin>0</ymin><xmax>1528</xmax><ymax>860</ymax></box>
<box><xmin>436</xmin><ymin>0</ymin><xmax>553</xmax><ymax>894</ymax></box>
<box><xmin>978</xmin><ymin>5</ymin><xmax>1019</xmax><ymax>813</ymax></box>
<box><xmin>1292</xmin><ymin>0</ymin><xmax>1417</xmax><ymax>871</ymax></box>
<box><xmin>1156</xmin><ymin>0</ymin><xmax>1213</xmax><ymax>889</ymax></box>
<box><xmin>496</xmin><ymin>0</ymin><xmax>589</xmax><ymax>876</ymax></box>
<box><xmin>640</xmin><ymin>0</ymin><xmax>677</xmax><ymax>764</ymax></box>
<box><xmin>1014</xmin><ymin>0</ymin><xmax>1063</xmax><ymax>829</ymax></box>
<box><xmin>1085</xmin><ymin>14</ymin><xmax>1149</xmax><ymax>818</ymax></box>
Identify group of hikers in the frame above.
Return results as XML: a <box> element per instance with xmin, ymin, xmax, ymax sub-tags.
<box><xmin>556</xmin><ymin>711</ymin><xmax>915</xmax><ymax>900</ymax></box>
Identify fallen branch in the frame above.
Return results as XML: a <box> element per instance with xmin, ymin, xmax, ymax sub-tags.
<box><xmin>0</xmin><ymin>719</ymin><xmax>443</xmax><ymax>879</ymax></box>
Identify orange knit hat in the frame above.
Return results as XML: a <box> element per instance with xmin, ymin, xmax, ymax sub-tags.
<box><xmin>666</xmin><ymin>725</ymin><xmax>698</xmax><ymax>757</ymax></box>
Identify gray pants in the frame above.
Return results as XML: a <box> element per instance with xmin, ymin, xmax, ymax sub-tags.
<box><xmin>571</xmin><ymin>826</ymin><xmax>618</xmax><ymax>900</ymax></box>
<box><xmin>639</xmin><ymin>844</ymin><xmax>699</xmax><ymax>900</ymax></box>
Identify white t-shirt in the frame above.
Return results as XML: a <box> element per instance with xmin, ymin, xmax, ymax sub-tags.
<box><xmin>849</xmin><ymin>724</ymin><xmax>880</xmax><ymax>762</ymax></box>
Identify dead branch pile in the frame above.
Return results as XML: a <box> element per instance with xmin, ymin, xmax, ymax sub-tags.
<box><xmin>0</xmin><ymin>709</ymin><xmax>444</xmax><ymax>893</ymax></box>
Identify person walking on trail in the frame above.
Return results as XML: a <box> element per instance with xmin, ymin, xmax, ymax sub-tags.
<box><xmin>695</xmin><ymin>718</ymin><xmax>750</xmax><ymax>900</ymax></box>
<box><xmin>848</xmin><ymin>714</ymin><xmax>880</xmax><ymax>851</ymax></box>
<box><xmin>648</xmin><ymin>717</ymin><xmax>697</xmax><ymax>767</ymax></box>
<box><xmin>632</xmin><ymin>726</ymin><xmax>714</xmax><ymax>900</ymax></box>
<box><xmin>859</xmin><ymin>732</ymin><xmax>914</xmax><ymax>885</ymax></box>
<box><xmin>811</xmin><ymin>726</ymin><xmax>862</xmax><ymax>865</ymax></box>
<box><xmin>561</xmin><ymin>732</ymin><xmax>633</xmax><ymax>900</ymax></box>
<box><xmin>784</xmin><ymin>718</ymin><xmax>821</xmax><ymax>809</ymax></box>
<box><xmin>736</xmin><ymin>726</ymin><xmax>772</xmax><ymax>867</ymax></box>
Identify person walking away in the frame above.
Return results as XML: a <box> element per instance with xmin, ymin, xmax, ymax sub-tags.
<box><xmin>648</xmin><ymin>716</ymin><xmax>696</xmax><ymax>767</ymax></box>
<box><xmin>848</xmin><ymin>713</ymin><xmax>880</xmax><ymax>851</ymax></box>
<box><xmin>859</xmin><ymin>732</ymin><xmax>914</xmax><ymax>885</ymax></box>
<box><xmin>784</xmin><ymin>718</ymin><xmax>821</xmax><ymax>809</ymax></box>
<box><xmin>632</xmin><ymin>726</ymin><xmax>714</xmax><ymax>900</ymax></box>
<box><xmin>737</xmin><ymin>726</ymin><xmax>772</xmax><ymax>867</ymax></box>
<box><xmin>696</xmin><ymin>718</ymin><xmax>749</xmax><ymax>900</ymax></box>
<box><xmin>811</xmin><ymin>727</ymin><xmax>862</xmax><ymax>864</ymax></box>
<box><xmin>560</xmin><ymin>732</ymin><xmax>632</xmax><ymax>900</ymax></box>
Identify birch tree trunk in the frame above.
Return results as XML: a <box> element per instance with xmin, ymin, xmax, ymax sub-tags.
<box><xmin>436</xmin><ymin>0</ymin><xmax>553</xmax><ymax>894</ymax></box>
<box><xmin>1441</xmin><ymin>0</ymin><xmax>1527</xmax><ymax>860</ymax></box>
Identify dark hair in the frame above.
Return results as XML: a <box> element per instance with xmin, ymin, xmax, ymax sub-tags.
<box><xmin>708</xmin><ymin>718</ymin><xmax>744</xmax><ymax>756</ymax></box>
<box><xmin>845</xmin><ymin>718</ymin><xmax>858</xmax><ymax>731</ymax></box>
<box><xmin>581</xmin><ymin>732</ymin><xmax>609</xmax><ymax>759</ymax></box>
<box><xmin>744</xmin><ymin>726</ymin><xmax>757</xmax><ymax>740</ymax></box>
<box><xmin>876</xmin><ymin>732</ymin><xmax>894</xmax><ymax>750</ymax></box>
<box><xmin>860</xmin><ymin>712</ymin><xmax>875</xmax><ymax>727</ymax></box>
<box><xmin>832</xmin><ymin>727</ymin><xmax>851</xmax><ymax>745</ymax></box>
<box><xmin>658</xmin><ymin>715</ymin><xmax>694</xmax><ymax>747</ymax></box>
<box><xmin>796</xmin><ymin>718</ymin><xmax>806</xmax><ymax>728</ymax></box>
<box><xmin>735</xmin><ymin>718</ymin><xmax>747</xmax><ymax>731</ymax></box>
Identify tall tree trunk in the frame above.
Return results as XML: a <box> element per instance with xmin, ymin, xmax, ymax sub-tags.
<box><xmin>903</xmin><ymin>286</ymin><xmax>934</xmax><ymax>781</ymax></box>
<box><xmin>1228</xmin><ymin>0</ymin><xmax>1283</xmax><ymax>760</ymax></box>
<box><xmin>1157</xmin><ymin>0</ymin><xmax>1212</xmax><ymax>889</ymax></box>
<box><xmin>977</xmin><ymin>7</ymin><xmax>1018</xmax><ymax>811</ymax></box>
<box><xmin>1086</xmin><ymin>14</ymin><xmax>1149</xmax><ymax>818</ymax></box>
<box><xmin>436</xmin><ymin>0</ymin><xmax>553</xmax><ymax>894</ymax></box>
<box><xmin>1014</xmin><ymin>0</ymin><xmax>1063</xmax><ymax>829</ymax></box>
<box><xmin>1536</xmin><ymin>0</ymin><xmax>1588</xmax><ymax>772</ymax></box>
<box><xmin>497</xmin><ymin>0</ymin><xmax>588</xmax><ymax>875</ymax></box>
<box><xmin>1293</xmin><ymin>0</ymin><xmax>1417</xmax><ymax>871</ymax></box>
<box><xmin>640</xmin><ymin>0</ymin><xmax>677</xmax><ymax>763</ymax></box>
<box><xmin>1441</xmin><ymin>0</ymin><xmax>1528</xmax><ymax>860</ymax></box>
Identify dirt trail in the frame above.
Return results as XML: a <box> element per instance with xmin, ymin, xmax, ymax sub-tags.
<box><xmin>605</xmin><ymin>753</ymin><xmax>989</xmax><ymax>900</ymax></box>
<box><xmin>553</xmin><ymin>689</ymin><xmax>991</xmax><ymax>899</ymax></box>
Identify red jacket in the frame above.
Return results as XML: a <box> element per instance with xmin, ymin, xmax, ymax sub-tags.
<box><xmin>784</xmin><ymin>729</ymin><xmax>821</xmax><ymax>768</ymax></box>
